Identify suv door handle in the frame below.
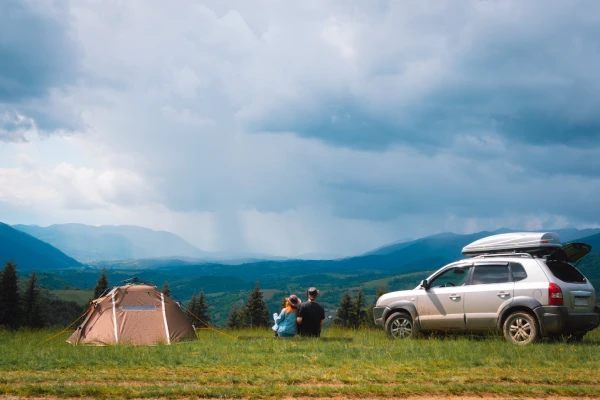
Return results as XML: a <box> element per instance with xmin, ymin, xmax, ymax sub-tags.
<box><xmin>497</xmin><ymin>292</ymin><xmax>510</xmax><ymax>298</ymax></box>
<box><xmin>449</xmin><ymin>294</ymin><xmax>461</xmax><ymax>300</ymax></box>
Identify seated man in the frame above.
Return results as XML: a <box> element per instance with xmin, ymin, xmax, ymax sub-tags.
<box><xmin>296</xmin><ymin>287</ymin><xmax>325</xmax><ymax>337</ymax></box>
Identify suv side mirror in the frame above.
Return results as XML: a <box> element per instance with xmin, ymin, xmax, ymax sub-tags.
<box><xmin>421</xmin><ymin>279</ymin><xmax>430</xmax><ymax>290</ymax></box>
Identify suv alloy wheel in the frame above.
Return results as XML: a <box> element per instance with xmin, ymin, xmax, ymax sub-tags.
<box><xmin>503</xmin><ymin>311</ymin><xmax>539</xmax><ymax>345</ymax></box>
<box><xmin>385</xmin><ymin>312</ymin><xmax>419</xmax><ymax>339</ymax></box>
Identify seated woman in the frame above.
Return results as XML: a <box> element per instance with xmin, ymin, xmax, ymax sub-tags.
<box><xmin>273</xmin><ymin>295</ymin><xmax>301</xmax><ymax>338</ymax></box>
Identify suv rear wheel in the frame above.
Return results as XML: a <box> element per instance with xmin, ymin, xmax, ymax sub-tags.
<box><xmin>385</xmin><ymin>312</ymin><xmax>419</xmax><ymax>339</ymax></box>
<box><xmin>503</xmin><ymin>311</ymin><xmax>538</xmax><ymax>345</ymax></box>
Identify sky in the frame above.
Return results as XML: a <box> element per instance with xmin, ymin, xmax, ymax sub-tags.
<box><xmin>1</xmin><ymin>0</ymin><xmax>600</xmax><ymax>258</ymax></box>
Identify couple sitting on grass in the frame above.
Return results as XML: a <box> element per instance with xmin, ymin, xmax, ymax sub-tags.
<box><xmin>272</xmin><ymin>287</ymin><xmax>325</xmax><ymax>338</ymax></box>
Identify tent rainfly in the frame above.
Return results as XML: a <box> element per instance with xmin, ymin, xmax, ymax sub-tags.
<box><xmin>67</xmin><ymin>284</ymin><xmax>196</xmax><ymax>346</ymax></box>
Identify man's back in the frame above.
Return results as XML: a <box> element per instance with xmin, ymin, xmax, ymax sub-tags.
<box><xmin>298</xmin><ymin>301</ymin><xmax>325</xmax><ymax>337</ymax></box>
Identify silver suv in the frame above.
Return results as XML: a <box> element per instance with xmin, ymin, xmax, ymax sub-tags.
<box><xmin>373</xmin><ymin>232</ymin><xmax>600</xmax><ymax>345</ymax></box>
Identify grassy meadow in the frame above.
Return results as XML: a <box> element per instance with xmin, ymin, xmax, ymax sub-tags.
<box><xmin>1</xmin><ymin>327</ymin><xmax>600</xmax><ymax>399</ymax></box>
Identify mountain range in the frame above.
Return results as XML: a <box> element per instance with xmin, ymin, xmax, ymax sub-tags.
<box><xmin>0</xmin><ymin>223</ymin><xmax>83</xmax><ymax>271</ymax></box>
<box><xmin>12</xmin><ymin>223</ymin><xmax>207</xmax><ymax>262</ymax></box>
<box><xmin>11</xmin><ymin>223</ymin><xmax>298</xmax><ymax>263</ymax></box>
<box><xmin>4</xmin><ymin>221</ymin><xmax>599</xmax><ymax>326</ymax></box>
<box><xmin>5</xmin><ymin>223</ymin><xmax>599</xmax><ymax>276</ymax></box>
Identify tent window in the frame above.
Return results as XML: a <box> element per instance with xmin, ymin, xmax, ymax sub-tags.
<box><xmin>122</xmin><ymin>305</ymin><xmax>157</xmax><ymax>311</ymax></box>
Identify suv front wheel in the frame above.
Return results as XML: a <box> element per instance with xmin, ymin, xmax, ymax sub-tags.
<box><xmin>503</xmin><ymin>311</ymin><xmax>538</xmax><ymax>345</ymax></box>
<box><xmin>385</xmin><ymin>312</ymin><xmax>419</xmax><ymax>339</ymax></box>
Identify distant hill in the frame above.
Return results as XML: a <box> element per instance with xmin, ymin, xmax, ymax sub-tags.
<box><xmin>570</xmin><ymin>232</ymin><xmax>600</xmax><ymax>254</ymax></box>
<box><xmin>554</xmin><ymin>228</ymin><xmax>600</xmax><ymax>243</ymax></box>
<box><xmin>574</xmin><ymin>251</ymin><xmax>600</xmax><ymax>292</ymax></box>
<box><xmin>360</xmin><ymin>230</ymin><xmax>512</xmax><ymax>265</ymax></box>
<box><xmin>65</xmin><ymin>228</ymin><xmax>600</xmax><ymax>283</ymax></box>
<box><xmin>0</xmin><ymin>222</ymin><xmax>83</xmax><ymax>271</ymax></box>
<box><xmin>363</xmin><ymin>229</ymin><xmax>512</xmax><ymax>257</ymax></box>
<box><xmin>364</xmin><ymin>228</ymin><xmax>600</xmax><ymax>259</ymax></box>
<box><xmin>12</xmin><ymin>223</ymin><xmax>207</xmax><ymax>262</ymax></box>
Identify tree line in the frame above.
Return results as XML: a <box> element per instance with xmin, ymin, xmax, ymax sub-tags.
<box><xmin>224</xmin><ymin>282</ymin><xmax>386</xmax><ymax>329</ymax></box>
<box><xmin>0</xmin><ymin>261</ymin><xmax>85</xmax><ymax>329</ymax></box>
<box><xmin>92</xmin><ymin>270</ymin><xmax>387</xmax><ymax>330</ymax></box>
<box><xmin>226</xmin><ymin>282</ymin><xmax>271</xmax><ymax>329</ymax></box>
<box><xmin>1</xmin><ymin>261</ymin><xmax>386</xmax><ymax>331</ymax></box>
<box><xmin>333</xmin><ymin>287</ymin><xmax>386</xmax><ymax>328</ymax></box>
<box><xmin>91</xmin><ymin>273</ymin><xmax>304</xmax><ymax>330</ymax></box>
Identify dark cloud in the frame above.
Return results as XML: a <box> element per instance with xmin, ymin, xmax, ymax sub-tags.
<box><xmin>249</xmin><ymin>1</ymin><xmax>600</xmax><ymax>152</ymax></box>
<box><xmin>255</xmin><ymin>95</ymin><xmax>406</xmax><ymax>151</ymax></box>
<box><xmin>0</xmin><ymin>0</ymin><xmax>80</xmax><ymax>131</ymax></box>
<box><xmin>324</xmin><ymin>161</ymin><xmax>600</xmax><ymax>225</ymax></box>
<box><xmin>3</xmin><ymin>1</ymin><xmax>599</xmax><ymax>256</ymax></box>
<box><xmin>313</xmin><ymin>128</ymin><xmax>600</xmax><ymax>226</ymax></box>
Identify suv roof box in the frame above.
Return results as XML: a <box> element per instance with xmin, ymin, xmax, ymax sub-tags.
<box><xmin>462</xmin><ymin>232</ymin><xmax>562</xmax><ymax>257</ymax></box>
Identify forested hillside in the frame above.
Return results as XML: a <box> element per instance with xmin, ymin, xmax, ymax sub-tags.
<box><xmin>0</xmin><ymin>223</ymin><xmax>82</xmax><ymax>271</ymax></box>
<box><xmin>4</xmin><ymin>224</ymin><xmax>599</xmax><ymax>327</ymax></box>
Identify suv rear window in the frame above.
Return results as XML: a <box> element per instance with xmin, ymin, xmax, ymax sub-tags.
<box><xmin>510</xmin><ymin>263</ymin><xmax>527</xmax><ymax>282</ymax></box>
<box><xmin>546</xmin><ymin>261</ymin><xmax>586</xmax><ymax>283</ymax></box>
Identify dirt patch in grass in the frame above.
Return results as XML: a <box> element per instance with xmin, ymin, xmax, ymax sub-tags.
<box><xmin>2</xmin><ymin>396</ymin><xmax>596</xmax><ymax>400</ymax></box>
<box><xmin>286</xmin><ymin>397</ymin><xmax>600</xmax><ymax>400</ymax></box>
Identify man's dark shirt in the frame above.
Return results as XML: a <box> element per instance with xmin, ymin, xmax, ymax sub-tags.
<box><xmin>298</xmin><ymin>301</ymin><xmax>325</xmax><ymax>337</ymax></box>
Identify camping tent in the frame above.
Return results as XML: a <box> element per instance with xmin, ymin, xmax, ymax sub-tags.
<box><xmin>67</xmin><ymin>284</ymin><xmax>196</xmax><ymax>346</ymax></box>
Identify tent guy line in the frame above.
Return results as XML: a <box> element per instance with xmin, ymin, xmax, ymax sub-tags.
<box><xmin>33</xmin><ymin>307</ymin><xmax>91</xmax><ymax>347</ymax></box>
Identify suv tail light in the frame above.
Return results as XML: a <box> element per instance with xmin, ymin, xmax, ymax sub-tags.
<box><xmin>549</xmin><ymin>283</ymin><xmax>563</xmax><ymax>306</ymax></box>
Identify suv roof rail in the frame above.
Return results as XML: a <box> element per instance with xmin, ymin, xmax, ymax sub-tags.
<box><xmin>473</xmin><ymin>252</ymin><xmax>534</xmax><ymax>259</ymax></box>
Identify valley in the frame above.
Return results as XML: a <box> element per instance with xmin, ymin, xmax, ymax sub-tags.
<box><xmin>3</xmin><ymin>223</ymin><xmax>599</xmax><ymax>327</ymax></box>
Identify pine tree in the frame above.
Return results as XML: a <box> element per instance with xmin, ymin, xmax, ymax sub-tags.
<box><xmin>187</xmin><ymin>291</ymin><xmax>211</xmax><ymax>326</ymax></box>
<box><xmin>353</xmin><ymin>288</ymin><xmax>366</xmax><ymax>328</ymax></box>
<box><xmin>195</xmin><ymin>291</ymin><xmax>211</xmax><ymax>325</ymax></box>
<box><xmin>334</xmin><ymin>291</ymin><xmax>354</xmax><ymax>328</ymax></box>
<box><xmin>365</xmin><ymin>286</ymin><xmax>387</xmax><ymax>327</ymax></box>
<box><xmin>161</xmin><ymin>281</ymin><xmax>172</xmax><ymax>298</ymax></box>
<box><xmin>227</xmin><ymin>303</ymin><xmax>245</xmax><ymax>329</ymax></box>
<box><xmin>0</xmin><ymin>260</ymin><xmax>22</xmax><ymax>329</ymax></box>
<box><xmin>186</xmin><ymin>293</ymin><xmax>198</xmax><ymax>324</ymax></box>
<box><xmin>243</xmin><ymin>281</ymin><xmax>270</xmax><ymax>328</ymax></box>
<box><xmin>93</xmin><ymin>267</ymin><xmax>109</xmax><ymax>299</ymax></box>
<box><xmin>22</xmin><ymin>271</ymin><xmax>44</xmax><ymax>328</ymax></box>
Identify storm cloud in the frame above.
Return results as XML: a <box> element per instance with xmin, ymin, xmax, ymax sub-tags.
<box><xmin>0</xmin><ymin>0</ymin><xmax>81</xmax><ymax>134</ymax></box>
<box><xmin>0</xmin><ymin>0</ymin><xmax>599</xmax><ymax>256</ymax></box>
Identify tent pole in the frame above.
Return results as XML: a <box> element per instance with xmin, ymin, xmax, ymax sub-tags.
<box><xmin>111</xmin><ymin>291</ymin><xmax>119</xmax><ymax>344</ymax></box>
<box><xmin>161</xmin><ymin>293</ymin><xmax>171</xmax><ymax>345</ymax></box>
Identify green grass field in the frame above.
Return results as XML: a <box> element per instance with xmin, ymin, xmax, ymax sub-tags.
<box><xmin>1</xmin><ymin>327</ymin><xmax>600</xmax><ymax>399</ymax></box>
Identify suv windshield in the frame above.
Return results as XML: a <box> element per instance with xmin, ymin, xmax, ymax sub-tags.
<box><xmin>546</xmin><ymin>261</ymin><xmax>586</xmax><ymax>283</ymax></box>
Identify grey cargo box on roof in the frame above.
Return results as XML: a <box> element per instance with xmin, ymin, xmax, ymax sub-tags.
<box><xmin>462</xmin><ymin>232</ymin><xmax>562</xmax><ymax>257</ymax></box>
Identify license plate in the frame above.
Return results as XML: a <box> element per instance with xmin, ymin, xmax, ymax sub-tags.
<box><xmin>574</xmin><ymin>297</ymin><xmax>588</xmax><ymax>307</ymax></box>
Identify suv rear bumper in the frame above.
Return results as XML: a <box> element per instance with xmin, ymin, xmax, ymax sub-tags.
<box><xmin>534</xmin><ymin>305</ymin><xmax>600</xmax><ymax>335</ymax></box>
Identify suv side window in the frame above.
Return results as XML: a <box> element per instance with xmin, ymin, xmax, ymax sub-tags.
<box><xmin>430</xmin><ymin>267</ymin><xmax>470</xmax><ymax>288</ymax></box>
<box><xmin>472</xmin><ymin>264</ymin><xmax>510</xmax><ymax>285</ymax></box>
<box><xmin>510</xmin><ymin>262</ymin><xmax>527</xmax><ymax>282</ymax></box>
